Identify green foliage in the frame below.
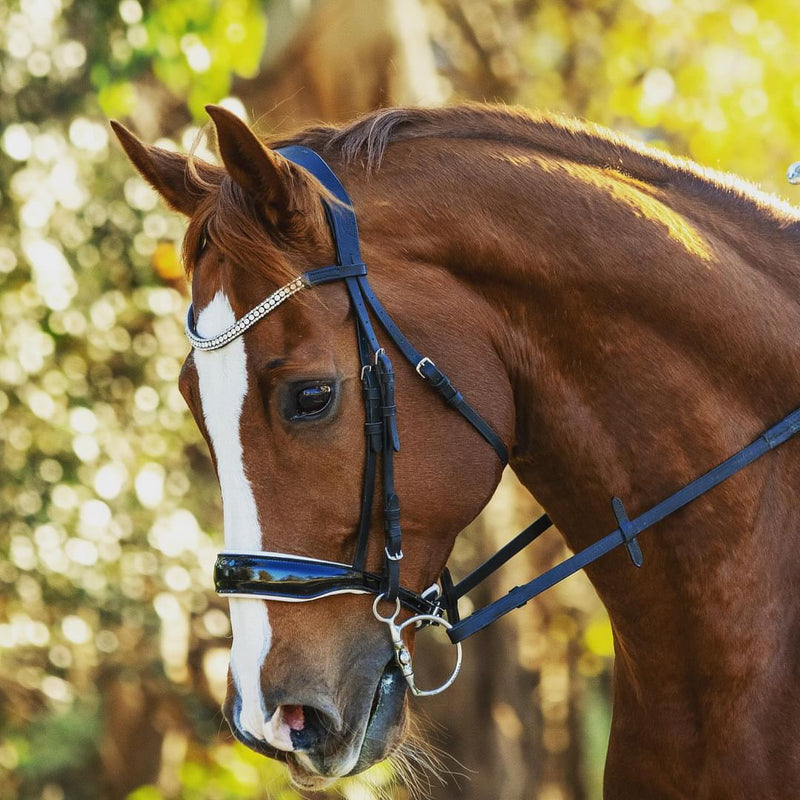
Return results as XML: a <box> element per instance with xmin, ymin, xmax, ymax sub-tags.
<box><xmin>514</xmin><ymin>0</ymin><xmax>800</xmax><ymax>192</ymax></box>
<box><xmin>125</xmin><ymin>740</ymin><xmax>395</xmax><ymax>800</ymax></box>
<box><xmin>10</xmin><ymin>704</ymin><xmax>102</xmax><ymax>799</ymax></box>
<box><xmin>146</xmin><ymin>0</ymin><xmax>266</xmax><ymax>119</ymax></box>
<box><xmin>87</xmin><ymin>0</ymin><xmax>267</xmax><ymax>119</ymax></box>
<box><xmin>127</xmin><ymin>742</ymin><xmax>296</xmax><ymax>800</ymax></box>
<box><xmin>84</xmin><ymin>0</ymin><xmax>264</xmax><ymax>119</ymax></box>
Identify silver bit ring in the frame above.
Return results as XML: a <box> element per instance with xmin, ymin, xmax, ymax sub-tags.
<box><xmin>396</xmin><ymin>614</ymin><xmax>463</xmax><ymax>696</ymax></box>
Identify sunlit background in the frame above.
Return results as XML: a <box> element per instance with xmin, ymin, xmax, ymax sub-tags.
<box><xmin>2</xmin><ymin>1</ymin><xmax>799</xmax><ymax>798</ymax></box>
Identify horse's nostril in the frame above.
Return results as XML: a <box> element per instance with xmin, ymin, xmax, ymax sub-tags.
<box><xmin>289</xmin><ymin>704</ymin><xmax>338</xmax><ymax>751</ymax></box>
<box><xmin>261</xmin><ymin>701</ymin><xmax>343</xmax><ymax>753</ymax></box>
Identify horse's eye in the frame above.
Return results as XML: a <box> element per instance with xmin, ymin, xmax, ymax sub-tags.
<box><xmin>293</xmin><ymin>384</ymin><xmax>333</xmax><ymax>418</ymax></box>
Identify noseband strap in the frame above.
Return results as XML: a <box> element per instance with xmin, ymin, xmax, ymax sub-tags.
<box><xmin>214</xmin><ymin>552</ymin><xmax>441</xmax><ymax>617</ymax></box>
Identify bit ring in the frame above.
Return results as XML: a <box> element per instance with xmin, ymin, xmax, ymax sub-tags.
<box><xmin>396</xmin><ymin>614</ymin><xmax>463</xmax><ymax>697</ymax></box>
<box><xmin>372</xmin><ymin>594</ymin><xmax>401</xmax><ymax>623</ymax></box>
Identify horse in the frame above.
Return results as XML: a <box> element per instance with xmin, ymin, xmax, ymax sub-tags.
<box><xmin>112</xmin><ymin>104</ymin><xmax>800</xmax><ymax>798</ymax></box>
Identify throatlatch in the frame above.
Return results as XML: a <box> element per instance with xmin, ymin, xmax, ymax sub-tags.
<box><xmin>188</xmin><ymin>145</ymin><xmax>800</xmax><ymax>695</ymax></box>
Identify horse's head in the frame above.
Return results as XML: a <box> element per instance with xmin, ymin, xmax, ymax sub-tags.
<box><xmin>112</xmin><ymin>107</ymin><xmax>512</xmax><ymax>789</ymax></box>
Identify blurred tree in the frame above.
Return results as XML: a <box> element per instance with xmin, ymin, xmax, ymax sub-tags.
<box><xmin>234</xmin><ymin>0</ymin><xmax>444</xmax><ymax>124</ymax></box>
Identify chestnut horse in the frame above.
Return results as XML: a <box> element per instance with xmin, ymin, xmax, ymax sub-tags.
<box><xmin>113</xmin><ymin>105</ymin><xmax>800</xmax><ymax>798</ymax></box>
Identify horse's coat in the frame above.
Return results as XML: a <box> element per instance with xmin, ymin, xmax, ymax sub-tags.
<box><xmin>113</xmin><ymin>104</ymin><xmax>800</xmax><ymax>798</ymax></box>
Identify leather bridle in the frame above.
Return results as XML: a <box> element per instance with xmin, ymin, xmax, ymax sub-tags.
<box><xmin>186</xmin><ymin>146</ymin><xmax>800</xmax><ymax>696</ymax></box>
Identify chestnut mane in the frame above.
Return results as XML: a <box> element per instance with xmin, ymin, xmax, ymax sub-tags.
<box><xmin>271</xmin><ymin>104</ymin><xmax>800</xmax><ymax>226</ymax></box>
<box><xmin>185</xmin><ymin>104</ymin><xmax>800</xmax><ymax>281</ymax></box>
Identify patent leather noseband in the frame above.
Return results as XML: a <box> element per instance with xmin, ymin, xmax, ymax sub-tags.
<box><xmin>187</xmin><ymin>146</ymin><xmax>800</xmax><ymax>695</ymax></box>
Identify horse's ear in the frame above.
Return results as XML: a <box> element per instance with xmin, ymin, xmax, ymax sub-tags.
<box><xmin>109</xmin><ymin>120</ymin><xmax>210</xmax><ymax>216</ymax></box>
<box><xmin>205</xmin><ymin>105</ymin><xmax>297</xmax><ymax>213</ymax></box>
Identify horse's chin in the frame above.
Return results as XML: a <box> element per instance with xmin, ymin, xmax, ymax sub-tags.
<box><xmin>349</xmin><ymin>662</ymin><xmax>408</xmax><ymax>774</ymax></box>
<box><xmin>286</xmin><ymin>756</ymin><xmax>338</xmax><ymax>791</ymax></box>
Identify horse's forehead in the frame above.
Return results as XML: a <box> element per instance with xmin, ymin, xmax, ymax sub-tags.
<box><xmin>190</xmin><ymin>250</ymin><xmax>300</xmax><ymax>330</ymax></box>
<box><xmin>191</xmin><ymin>254</ymin><xmax>226</xmax><ymax>314</ymax></box>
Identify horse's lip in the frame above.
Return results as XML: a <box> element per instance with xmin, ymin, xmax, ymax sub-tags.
<box><xmin>232</xmin><ymin>720</ymin><xmax>349</xmax><ymax>785</ymax></box>
<box><xmin>349</xmin><ymin>661</ymin><xmax>407</xmax><ymax>774</ymax></box>
<box><xmin>228</xmin><ymin>720</ymin><xmax>287</xmax><ymax>761</ymax></box>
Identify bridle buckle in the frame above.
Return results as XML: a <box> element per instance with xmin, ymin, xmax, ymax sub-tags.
<box><xmin>384</xmin><ymin>545</ymin><xmax>404</xmax><ymax>561</ymax></box>
<box><xmin>415</xmin><ymin>356</ymin><xmax>434</xmax><ymax>377</ymax></box>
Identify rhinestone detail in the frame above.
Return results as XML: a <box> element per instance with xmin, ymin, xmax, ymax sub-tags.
<box><xmin>185</xmin><ymin>275</ymin><xmax>308</xmax><ymax>351</ymax></box>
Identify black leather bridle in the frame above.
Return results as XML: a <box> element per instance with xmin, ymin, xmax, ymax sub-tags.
<box><xmin>187</xmin><ymin>146</ymin><xmax>800</xmax><ymax>695</ymax></box>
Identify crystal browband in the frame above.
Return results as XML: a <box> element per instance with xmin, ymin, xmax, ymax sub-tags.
<box><xmin>185</xmin><ymin>276</ymin><xmax>307</xmax><ymax>351</ymax></box>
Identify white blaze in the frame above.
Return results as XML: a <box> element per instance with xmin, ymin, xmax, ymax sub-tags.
<box><xmin>194</xmin><ymin>291</ymin><xmax>272</xmax><ymax>741</ymax></box>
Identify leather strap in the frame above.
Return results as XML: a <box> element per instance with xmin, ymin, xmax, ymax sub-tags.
<box><xmin>376</xmin><ymin>351</ymin><xmax>402</xmax><ymax>600</ymax></box>
<box><xmin>304</xmin><ymin>262</ymin><xmax>367</xmax><ymax>285</ymax></box>
<box><xmin>416</xmin><ymin>358</ymin><xmax>508</xmax><ymax>463</ymax></box>
<box><xmin>448</xmin><ymin>406</ymin><xmax>800</xmax><ymax>643</ymax></box>
<box><xmin>352</xmin><ymin>361</ymin><xmax>380</xmax><ymax>572</ymax></box>
<box><xmin>278</xmin><ymin>144</ymin><xmax>509</xmax><ymax>605</ymax></box>
<box><xmin>277</xmin><ymin>145</ymin><xmax>363</xmax><ymax>268</ymax></box>
<box><xmin>612</xmin><ymin>496</ymin><xmax>643</xmax><ymax>567</ymax></box>
<box><xmin>358</xmin><ymin>277</ymin><xmax>508</xmax><ymax>463</ymax></box>
<box><xmin>451</xmin><ymin>513</ymin><xmax>552</xmax><ymax>599</ymax></box>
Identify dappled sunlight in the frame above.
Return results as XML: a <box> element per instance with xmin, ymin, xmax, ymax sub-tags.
<box><xmin>566</xmin><ymin>163</ymin><xmax>713</xmax><ymax>261</ymax></box>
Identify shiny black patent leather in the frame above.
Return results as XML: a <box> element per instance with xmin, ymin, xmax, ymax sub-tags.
<box><xmin>215</xmin><ymin>553</ymin><xmax>441</xmax><ymax>617</ymax></box>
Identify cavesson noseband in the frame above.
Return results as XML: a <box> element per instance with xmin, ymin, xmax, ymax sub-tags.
<box><xmin>187</xmin><ymin>146</ymin><xmax>800</xmax><ymax>697</ymax></box>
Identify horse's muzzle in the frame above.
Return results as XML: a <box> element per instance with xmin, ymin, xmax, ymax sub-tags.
<box><xmin>222</xmin><ymin>657</ymin><xmax>408</xmax><ymax>781</ymax></box>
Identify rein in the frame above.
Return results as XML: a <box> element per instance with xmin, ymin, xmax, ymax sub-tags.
<box><xmin>187</xmin><ymin>146</ymin><xmax>800</xmax><ymax>696</ymax></box>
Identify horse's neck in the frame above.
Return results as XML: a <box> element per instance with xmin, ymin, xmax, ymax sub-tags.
<box><xmin>491</xmin><ymin>147</ymin><xmax>800</xmax><ymax>789</ymax></box>
<box><xmin>357</xmin><ymin>141</ymin><xmax>800</xmax><ymax>790</ymax></box>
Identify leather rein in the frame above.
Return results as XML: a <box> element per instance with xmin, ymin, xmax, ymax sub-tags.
<box><xmin>186</xmin><ymin>146</ymin><xmax>800</xmax><ymax>696</ymax></box>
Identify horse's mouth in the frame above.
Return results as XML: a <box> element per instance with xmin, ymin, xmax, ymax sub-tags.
<box><xmin>349</xmin><ymin>661</ymin><xmax>408</xmax><ymax>774</ymax></box>
<box><xmin>226</xmin><ymin>660</ymin><xmax>407</xmax><ymax>784</ymax></box>
<box><xmin>286</xmin><ymin>661</ymin><xmax>408</xmax><ymax>783</ymax></box>
<box><xmin>227</xmin><ymin>719</ymin><xmax>287</xmax><ymax>761</ymax></box>
<box><xmin>286</xmin><ymin>754</ymin><xmax>338</xmax><ymax>790</ymax></box>
<box><xmin>285</xmin><ymin>661</ymin><xmax>407</xmax><ymax>786</ymax></box>
<box><xmin>227</xmin><ymin>731</ymin><xmax>336</xmax><ymax>790</ymax></box>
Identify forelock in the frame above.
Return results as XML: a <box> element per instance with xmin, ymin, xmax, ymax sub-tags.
<box><xmin>181</xmin><ymin>175</ymin><xmax>307</xmax><ymax>287</ymax></box>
